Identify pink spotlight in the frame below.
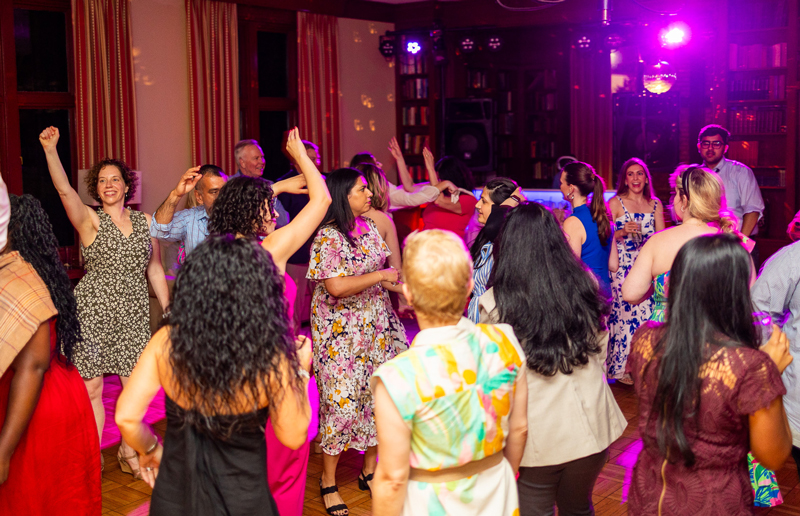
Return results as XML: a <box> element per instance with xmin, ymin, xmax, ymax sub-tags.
<box><xmin>659</xmin><ymin>22</ymin><xmax>691</xmax><ymax>49</ymax></box>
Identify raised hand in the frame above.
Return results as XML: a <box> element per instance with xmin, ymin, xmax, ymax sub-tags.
<box><xmin>423</xmin><ymin>147</ymin><xmax>435</xmax><ymax>175</ymax></box>
<box><xmin>285</xmin><ymin>127</ymin><xmax>309</xmax><ymax>165</ymax></box>
<box><xmin>274</xmin><ymin>174</ymin><xmax>309</xmax><ymax>195</ymax></box>
<box><xmin>174</xmin><ymin>167</ymin><xmax>202</xmax><ymax>197</ymax></box>
<box><xmin>39</xmin><ymin>126</ymin><xmax>60</xmax><ymax>152</ymax></box>
<box><xmin>388</xmin><ymin>137</ymin><xmax>404</xmax><ymax>162</ymax></box>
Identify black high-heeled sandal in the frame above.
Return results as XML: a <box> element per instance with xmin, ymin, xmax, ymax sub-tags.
<box><xmin>319</xmin><ymin>479</ymin><xmax>348</xmax><ymax>516</ymax></box>
<box><xmin>358</xmin><ymin>469</ymin><xmax>374</xmax><ymax>496</ymax></box>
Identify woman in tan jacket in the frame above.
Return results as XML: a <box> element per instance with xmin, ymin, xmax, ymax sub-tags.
<box><xmin>480</xmin><ymin>202</ymin><xmax>626</xmax><ymax>516</ymax></box>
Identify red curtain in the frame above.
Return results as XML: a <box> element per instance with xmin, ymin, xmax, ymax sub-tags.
<box><xmin>298</xmin><ymin>12</ymin><xmax>341</xmax><ymax>171</ymax></box>
<box><xmin>186</xmin><ymin>0</ymin><xmax>240</xmax><ymax>175</ymax></box>
<box><xmin>570</xmin><ymin>48</ymin><xmax>613</xmax><ymax>185</ymax></box>
<box><xmin>73</xmin><ymin>0</ymin><xmax>138</xmax><ymax>169</ymax></box>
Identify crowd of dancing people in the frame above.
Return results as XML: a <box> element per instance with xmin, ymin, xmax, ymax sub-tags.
<box><xmin>1</xmin><ymin>121</ymin><xmax>800</xmax><ymax>516</ymax></box>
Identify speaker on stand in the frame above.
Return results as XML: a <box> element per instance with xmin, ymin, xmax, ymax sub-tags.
<box><xmin>442</xmin><ymin>98</ymin><xmax>494</xmax><ymax>175</ymax></box>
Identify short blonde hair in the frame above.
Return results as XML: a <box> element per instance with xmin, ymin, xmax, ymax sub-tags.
<box><xmin>403</xmin><ymin>230</ymin><xmax>472</xmax><ymax>322</ymax></box>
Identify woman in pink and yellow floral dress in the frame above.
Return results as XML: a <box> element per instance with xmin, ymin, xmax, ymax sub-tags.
<box><xmin>307</xmin><ymin>168</ymin><xmax>408</xmax><ymax>516</ymax></box>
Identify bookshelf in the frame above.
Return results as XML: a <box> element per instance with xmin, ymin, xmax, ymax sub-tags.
<box><xmin>395</xmin><ymin>35</ymin><xmax>437</xmax><ymax>183</ymax></box>
<box><xmin>714</xmin><ymin>0</ymin><xmax>799</xmax><ymax>247</ymax></box>
<box><xmin>524</xmin><ymin>68</ymin><xmax>566</xmax><ymax>187</ymax></box>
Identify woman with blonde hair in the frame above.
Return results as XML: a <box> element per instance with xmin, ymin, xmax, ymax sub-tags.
<box><xmin>623</xmin><ymin>165</ymin><xmax>738</xmax><ymax>321</ymax></box>
<box><xmin>372</xmin><ymin>229</ymin><xmax>528</xmax><ymax>516</ymax></box>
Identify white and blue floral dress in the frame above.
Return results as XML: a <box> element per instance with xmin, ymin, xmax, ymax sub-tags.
<box><xmin>607</xmin><ymin>198</ymin><xmax>658</xmax><ymax>379</ymax></box>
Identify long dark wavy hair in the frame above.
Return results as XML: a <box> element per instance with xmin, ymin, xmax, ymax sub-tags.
<box><xmin>470</xmin><ymin>177</ymin><xmax>517</xmax><ymax>263</ymax></box>
<box><xmin>490</xmin><ymin>202</ymin><xmax>609</xmax><ymax>376</ymax></box>
<box><xmin>166</xmin><ymin>234</ymin><xmax>301</xmax><ymax>438</ymax></box>
<box><xmin>320</xmin><ymin>168</ymin><xmax>363</xmax><ymax>247</ymax></box>
<box><xmin>85</xmin><ymin>158</ymin><xmax>137</xmax><ymax>204</ymax></box>
<box><xmin>7</xmin><ymin>195</ymin><xmax>81</xmax><ymax>364</ymax></box>
<box><xmin>436</xmin><ymin>156</ymin><xmax>475</xmax><ymax>191</ymax></box>
<box><xmin>650</xmin><ymin>234</ymin><xmax>758</xmax><ymax>467</ymax></box>
<box><xmin>208</xmin><ymin>176</ymin><xmax>274</xmax><ymax>237</ymax></box>
<box><xmin>563</xmin><ymin>161</ymin><xmax>612</xmax><ymax>246</ymax></box>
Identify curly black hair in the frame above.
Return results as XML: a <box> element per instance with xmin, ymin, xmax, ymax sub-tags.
<box><xmin>167</xmin><ymin>234</ymin><xmax>301</xmax><ymax>438</ymax></box>
<box><xmin>207</xmin><ymin>176</ymin><xmax>274</xmax><ymax>237</ymax></box>
<box><xmin>84</xmin><ymin>158</ymin><xmax>138</xmax><ymax>204</ymax></box>
<box><xmin>8</xmin><ymin>195</ymin><xmax>82</xmax><ymax>364</ymax></box>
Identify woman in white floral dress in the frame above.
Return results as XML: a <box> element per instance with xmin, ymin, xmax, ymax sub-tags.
<box><xmin>307</xmin><ymin>168</ymin><xmax>408</xmax><ymax>516</ymax></box>
<box><xmin>606</xmin><ymin>158</ymin><xmax>664</xmax><ymax>383</ymax></box>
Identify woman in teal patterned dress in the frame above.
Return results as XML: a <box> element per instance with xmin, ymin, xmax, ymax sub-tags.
<box><xmin>607</xmin><ymin>158</ymin><xmax>664</xmax><ymax>382</ymax></box>
<box><xmin>623</xmin><ymin>165</ymin><xmax>781</xmax><ymax>508</ymax></box>
<box><xmin>371</xmin><ymin>230</ymin><xmax>528</xmax><ymax>516</ymax></box>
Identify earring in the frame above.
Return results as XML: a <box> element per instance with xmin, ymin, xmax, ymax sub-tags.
<box><xmin>569</xmin><ymin>192</ymin><xmax>574</xmax><ymax>200</ymax></box>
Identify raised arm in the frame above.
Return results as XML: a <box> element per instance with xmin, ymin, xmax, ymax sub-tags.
<box><xmin>389</xmin><ymin>137</ymin><xmax>414</xmax><ymax>192</ymax></box>
<box><xmin>262</xmin><ymin>128</ymin><xmax>331</xmax><ymax>270</ymax></box>
<box><xmin>0</xmin><ymin>322</ymin><xmax>51</xmax><ymax>484</ymax></box>
<box><xmin>154</xmin><ymin>167</ymin><xmax>201</xmax><ymax>225</ymax></box>
<box><xmin>39</xmin><ymin>127</ymin><xmax>97</xmax><ymax>241</ymax></box>
<box><xmin>422</xmin><ymin>147</ymin><xmax>439</xmax><ymax>186</ymax></box>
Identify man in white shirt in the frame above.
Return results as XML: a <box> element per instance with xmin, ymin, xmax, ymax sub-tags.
<box><xmin>697</xmin><ymin>124</ymin><xmax>764</xmax><ymax>237</ymax></box>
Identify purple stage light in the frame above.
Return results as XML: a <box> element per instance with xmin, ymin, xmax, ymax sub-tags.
<box><xmin>407</xmin><ymin>41</ymin><xmax>421</xmax><ymax>54</ymax></box>
<box><xmin>659</xmin><ymin>22</ymin><xmax>691</xmax><ymax>49</ymax></box>
<box><xmin>487</xmin><ymin>36</ymin><xmax>503</xmax><ymax>52</ymax></box>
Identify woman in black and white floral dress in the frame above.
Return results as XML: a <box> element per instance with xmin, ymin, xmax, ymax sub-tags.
<box><xmin>39</xmin><ymin>127</ymin><xmax>170</xmax><ymax>478</ymax></box>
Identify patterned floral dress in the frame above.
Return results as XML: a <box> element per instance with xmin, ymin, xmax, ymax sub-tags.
<box><xmin>73</xmin><ymin>208</ymin><xmax>152</xmax><ymax>378</ymax></box>
<box><xmin>373</xmin><ymin>318</ymin><xmax>525</xmax><ymax>516</ymax></box>
<box><xmin>607</xmin><ymin>198</ymin><xmax>658</xmax><ymax>379</ymax></box>
<box><xmin>307</xmin><ymin>218</ymin><xmax>408</xmax><ymax>455</ymax></box>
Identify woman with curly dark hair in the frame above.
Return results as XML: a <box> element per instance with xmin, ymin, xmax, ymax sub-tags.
<box><xmin>307</xmin><ymin>167</ymin><xmax>408</xmax><ymax>516</ymax></box>
<box><xmin>115</xmin><ymin>235</ymin><xmax>311</xmax><ymax>514</ymax></box>
<box><xmin>478</xmin><ymin>203</ymin><xmax>625</xmax><ymax>516</ymax></box>
<box><xmin>0</xmin><ymin>194</ymin><xmax>100</xmax><ymax>513</ymax></box>
<box><xmin>207</xmin><ymin>128</ymin><xmax>329</xmax><ymax>516</ymax></box>
<box><xmin>39</xmin><ymin>126</ymin><xmax>170</xmax><ymax>478</ymax></box>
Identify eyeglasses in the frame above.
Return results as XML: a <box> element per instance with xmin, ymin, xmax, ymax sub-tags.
<box><xmin>699</xmin><ymin>141</ymin><xmax>724</xmax><ymax>149</ymax></box>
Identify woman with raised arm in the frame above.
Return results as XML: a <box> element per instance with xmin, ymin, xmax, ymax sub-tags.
<box><xmin>421</xmin><ymin>152</ymin><xmax>478</xmax><ymax>241</ymax></box>
<box><xmin>607</xmin><ymin>158</ymin><xmax>665</xmax><ymax>384</ymax></box>
<box><xmin>0</xmin><ymin>194</ymin><xmax>100</xmax><ymax>514</ymax></box>
<box><xmin>38</xmin><ymin>126</ymin><xmax>169</xmax><ymax>478</ymax></box>
<box><xmin>372</xmin><ymin>229</ymin><xmax>528</xmax><ymax>516</ymax></box>
<box><xmin>627</xmin><ymin>234</ymin><xmax>792</xmax><ymax>515</ymax></box>
<box><xmin>207</xmin><ymin>127</ymin><xmax>330</xmax><ymax>516</ymax></box>
<box><xmin>308</xmin><ymin>168</ymin><xmax>408</xmax><ymax>516</ymax></box>
<box><xmin>478</xmin><ymin>203</ymin><xmax>625</xmax><ymax>516</ymax></box>
<box><xmin>560</xmin><ymin>161</ymin><xmax>614</xmax><ymax>298</ymax></box>
<box><xmin>115</xmin><ymin>235</ymin><xmax>311</xmax><ymax>515</ymax></box>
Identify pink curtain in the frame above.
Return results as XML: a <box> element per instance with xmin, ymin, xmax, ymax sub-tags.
<box><xmin>298</xmin><ymin>12</ymin><xmax>341</xmax><ymax>171</ymax></box>
<box><xmin>570</xmin><ymin>48</ymin><xmax>612</xmax><ymax>185</ymax></box>
<box><xmin>186</xmin><ymin>0</ymin><xmax>240</xmax><ymax>175</ymax></box>
<box><xmin>73</xmin><ymin>0</ymin><xmax>138</xmax><ymax>169</ymax></box>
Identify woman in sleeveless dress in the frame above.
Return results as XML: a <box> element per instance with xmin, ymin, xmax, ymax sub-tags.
<box><xmin>207</xmin><ymin>128</ymin><xmax>330</xmax><ymax>516</ymax></box>
<box><xmin>607</xmin><ymin>158</ymin><xmax>665</xmax><ymax>383</ymax></box>
<box><xmin>115</xmin><ymin>235</ymin><xmax>312</xmax><ymax>515</ymax></box>
<box><xmin>39</xmin><ymin>126</ymin><xmax>170</xmax><ymax>477</ymax></box>
<box><xmin>307</xmin><ymin>168</ymin><xmax>408</xmax><ymax>516</ymax></box>
<box><xmin>560</xmin><ymin>161</ymin><xmax>614</xmax><ymax>298</ymax></box>
<box><xmin>372</xmin><ymin>229</ymin><xmax>528</xmax><ymax>516</ymax></box>
<box><xmin>0</xmin><ymin>194</ymin><xmax>100</xmax><ymax>514</ymax></box>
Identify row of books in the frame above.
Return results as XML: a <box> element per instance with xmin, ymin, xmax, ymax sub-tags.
<box><xmin>728</xmin><ymin>0</ymin><xmax>788</xmax><ymax>31</ymax></box>
<box><xmin>532</xmin><ymin>161</ymin><xmax>557</xmax><ymax>181</ymax></box>
<box><xmin>401</xmin><ymin>106</ymin><xmax>429</xmax><ymax>126</ymax></box>
<box><xmin>728</xmin><ymin>75</ymin><xmax>786</xmax><ymax>101</ymax></box>
<box><xmin>728</xmin><ymin>105</ymin><xmax>786</xmax><ymax>134</ymax></box>
<box><xmin>408</xmin><ymin>165</ymin><xmax>428</xmax><ymax>183</ymax></box>
<box><xmin>498</xmin><ymin>113</ymin><xmax>515</xmax><ymax>135</ymax></box>
<box><xmin>400</xmin><ymin>78</ymin><xmax>428</xmax><ymax>100</ymax></box>
<box><xmin>467</xmin><ymin>69</ymin><xmax>489</xmax><ymax>90</ymax></box>
<box><xmin>530</xmin><ymin>140</ymin><xmax>557</xmax><ymax>159</ymax></box>
<box><xmin>755</xmin><ymin>169</ymin><xmax>786</xmax><ymax>188</ymax></box>
<box><xmin>725</xmin><ymin>140</ymin><xmax>759</xmax><ymax>165</ymax></box>
<box><xmin>399</xmin><ymin>54</ymin><xmax>427</xmax><ymax>75</ymax></box>
<box><xmin>498</xmin><ymin>91</ymin><xmax>513</xmax><ymax>112</ymax></box>
<box><xmin>728</xmin><ymin>43</ymin><xmax>787</xmax><ymax>70</ymax></box>
<box><xmin>529</xmin><ymin>92</ymin><xmax>557</xmax><ymax>111</ymax></box>
<box><xmin>498</xmin><ymin>139</ymin><xmax>514</xmax><ymax>159</ymax></box>
<box><xmin>527</xmin><ymin>115</ymin><xmax>558</xmax><ymax>134</ymax></box>
<box><xmin>402</xmin><ymin>134</ymin><xmax>427</xmax><ymax>155</ymax></box>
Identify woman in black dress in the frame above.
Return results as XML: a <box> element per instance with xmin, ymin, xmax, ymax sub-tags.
<box><xmin>115</xmin><ymin>235</ymin><xmax>312</xmax><ymax>515</ymax></box>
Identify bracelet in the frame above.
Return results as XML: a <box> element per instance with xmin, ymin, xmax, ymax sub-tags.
<box><xmin>297</xmin><ymin>368</ymin><xmax>310</xmax><ymax>380</ymax></box>
<box><xmin>145</xmin><ymin>437</ymin><xmax>160</xmax><ymax>455</ymax></box>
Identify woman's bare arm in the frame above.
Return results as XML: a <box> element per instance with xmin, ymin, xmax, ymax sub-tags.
<box><xmin>144</xmin><ymin>214</ymin><xmax>170</xmax><ymax>311</ymax></box>
<box><xmin>503</xmin><ymin>370</ymin><xmax>528</xmax><ymax>474</ymax></box>
<box><xmin>372</xmin><ymin>378</ymin><xmax>411</xmax><ymax>516</ymax></box>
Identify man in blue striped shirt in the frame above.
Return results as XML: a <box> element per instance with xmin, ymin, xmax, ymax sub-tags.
<box><xmin>149</xmin><ymin>164</ymin><xmax>228</xmax><ymax>261</ymax></box>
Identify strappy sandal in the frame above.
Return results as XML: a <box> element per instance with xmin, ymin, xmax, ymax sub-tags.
<box><xmin>117</xmin><ymin>450</ymin><xmax>143</xmax><ymax>480</ymax></box>
<box><xmin>358</xmin><ymin>469</ymin><xmax>374</xmax><ymax>497</ymax></box>
<box><xmin>319</xmin><ymin>479</ymin><xmax>348</xmax><ymax>516</ymax></box>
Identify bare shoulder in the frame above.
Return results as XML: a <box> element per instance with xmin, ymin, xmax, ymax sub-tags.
<box><xmin>608</xmin><ymin>196</ymin><xmax>623</xmax><ymax>218</ymax></box>
<box><xmin>652</xmin><ymin>197</ymin><xmax>664</xmax><ymax>211</ymax></box>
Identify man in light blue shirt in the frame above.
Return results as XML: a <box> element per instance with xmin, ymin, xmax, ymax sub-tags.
<box><xmin>149</xmin><ymin>164</ymin><xmax>228</xmax><ymax>260</ymax></box>
<box><xmin>752</xmin><ymin>240</ymin><xmax>800</xmax><ymax>478</ymax></box>
<box><xmin>697</xmin><ymin>124</ymin><xmax>764</xmax><ymax>237</ymax></box>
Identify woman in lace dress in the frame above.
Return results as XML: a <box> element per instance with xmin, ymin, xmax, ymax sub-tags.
<box><xmin>607</xmin><ymin>158</ymin><xmax>664</xmax><ymax>383</ymax></box>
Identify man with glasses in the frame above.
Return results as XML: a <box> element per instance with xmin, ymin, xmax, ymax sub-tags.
<box><xmin>697</xmin><ymin>124</ymin><xmax>764</xmax><ymax>240</ymax></box>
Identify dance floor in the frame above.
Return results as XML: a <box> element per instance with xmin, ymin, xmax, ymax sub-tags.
<box><xmin>98</xmin><ymin>321</ymin><xmax>800</xmax><ymax>515</ymax></box>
